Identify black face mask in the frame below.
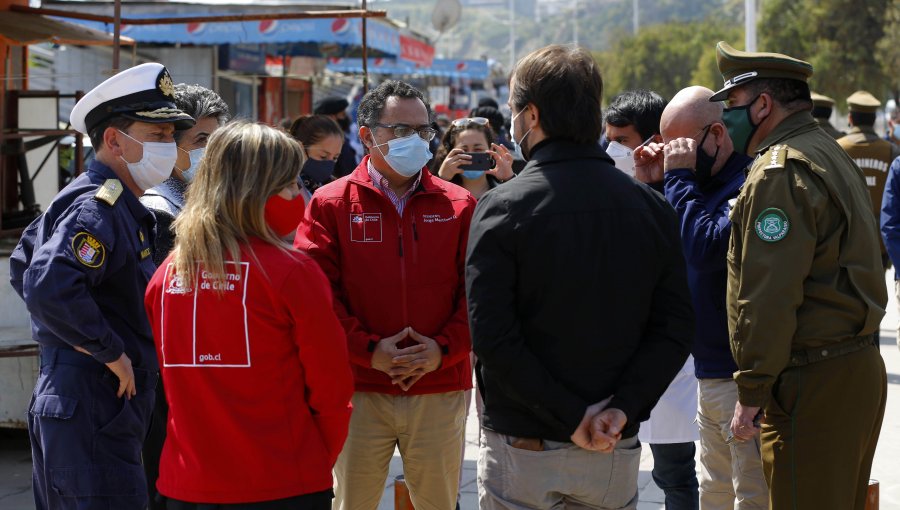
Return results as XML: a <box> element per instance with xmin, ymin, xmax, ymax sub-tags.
<box><xmin>337</xmin><ymin>116</ymin><xmax>351</xmax><ymax>132</ymax></box>
<box><xmin>695</xmin><ymin>124</ymin><xmax>720</xmax><ymax>186</ymax></box>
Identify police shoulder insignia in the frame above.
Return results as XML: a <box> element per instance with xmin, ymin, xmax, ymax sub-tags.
<box><xmin>71</xmin><ymin>232</ymin><xmax>106</xmax><ymax>268</ymax></box>
<box><xmin>763</xmin><ymin>145</ymin><xmax>787</xmax><ymax>170</ymax></box>
<box><xmin>755</xmin><ymin>207</ymin><xmax>790</xmax><ymax>242</ymax></box>
<box><xmin>95</xmin><ymin>179</ymin><xmax>123</xmax><ymax>206</ymax></box>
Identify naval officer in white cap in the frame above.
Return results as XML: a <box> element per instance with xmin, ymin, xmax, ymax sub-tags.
<box><xmin>10</xmin><ymin>62</ymin><xmax>193</xmax><ymax>510</ymax></box>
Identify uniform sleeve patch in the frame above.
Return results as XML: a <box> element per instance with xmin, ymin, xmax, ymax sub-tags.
<box><xmin>71</xmin><ymin>232</ymin><xmax>106</xmax><ymax>268</ymax></box>
<box><xmin>754</xmin><ymin>208</ymin><xmax>790</xmax><ymax>242</ymax></box>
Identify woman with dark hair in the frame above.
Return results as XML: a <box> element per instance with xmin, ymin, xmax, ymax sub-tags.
<box><xmin>431</xmin><ymin>117</ymin><xmax>514</xmax><ymax>200</ymax></box>
<box><xmin>288</xmin><ymin>115</ymin><xmax>345</xmax><ymax>204</ymax></box>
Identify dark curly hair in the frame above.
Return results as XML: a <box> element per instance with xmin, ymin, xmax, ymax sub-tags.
<box><xmin>357</xmin><ymin>80</ymin><xmax>433</xmax><ymax>128</ymax></box>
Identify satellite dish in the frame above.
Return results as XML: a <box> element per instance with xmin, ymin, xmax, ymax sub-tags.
<box><xmin>432</xmin><ymin>0</ymin><xmax>462</xmax><ymax>33</ymax></box>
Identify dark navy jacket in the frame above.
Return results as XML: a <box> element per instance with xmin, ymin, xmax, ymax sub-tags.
<box><xmin>881</xmin><ymin>155</ymin><xmax>900</xmax><ymax>278</ymax></box>
<box><xmin>9</xmin><ymin>159</ymin><xmax>159</xmax><ymax>370</ymax></box>
<box><xmin>664</xmin><ymin>152</ymin><xmax>750</xmax><ymax>379</ymax></box>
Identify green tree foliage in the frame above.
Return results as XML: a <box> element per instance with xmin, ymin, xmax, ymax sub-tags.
<box><xmin>759</xmin><ymin>0</ymin><xmax>890</xmax><ymax>109</ymax></box>
<box><xmin>876</xmin><ymin>0</ymin><xmax>900</xmax><ymax>105</ymax></box>
<box><xmin>594</xmin><ymin>21</ymin><xmax>742</xmax><ymax>103</ymax></box>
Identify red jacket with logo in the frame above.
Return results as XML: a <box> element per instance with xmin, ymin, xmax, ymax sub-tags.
<box><xmin>144</xmin><ymin>238</ymin><xmax>353</xmax><ymax>503</ymax></box>
<box><xmin>294</xmin><ymin>158</ymin><xmax>476</xmax><ymax>395</ymax></box>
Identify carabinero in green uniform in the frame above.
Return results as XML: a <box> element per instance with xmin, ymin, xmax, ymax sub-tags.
<box><xmin>711</xmin><ymin>42</ymin><xmax>888</xmax><ymax>510</ymax></box>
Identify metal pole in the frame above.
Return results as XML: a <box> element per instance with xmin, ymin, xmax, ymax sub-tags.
<box><xmin>113</xmin><ymin>0</ymin><xmax>121</xmax><ymax>72</ymax></box>
<box><xmin>362</xmin><ymin>0</ymin><xmax>368</xmax><ymax>93</ymax></box>
<box><xmin>632</xmin><ymin>0</ymin><xmax>639</xmax><ymax>34</ymax></box>
<box><xmin>573</xmin><ymin>0</ymin><xmax>578</xmax><ymax>46</ymax></box>
<box><xmin>745</xmin><ymin>0</ymin><xmax>757</xmax><ymax>52</ymax></box>
<box><xmin>509</xmin><ymin>0</ymin><xmax>515</xmax><ymax>73</ymax></box>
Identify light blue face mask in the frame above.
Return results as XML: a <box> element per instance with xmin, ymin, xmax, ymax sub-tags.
<box><xmin>462</xmin><ymin>170</ymin><xmax>485</xmax><ymax>180</ymax></box>
<box><xmin>372</xmin><ymin>133</ymin><xmax>433</xmax><ymax>177</ymax></box>
<box><xmin>893</xmin><ymin>124</ymin><xmax>900</xmax><ymax>140</ymax></box>
<box><xmin>509</xmin><ymin>107</ymin><xmax>533</xmax><ymax>161</ymax></box>
<box><xmin>178</xmin><ymin>146</ymin><xmax>206</xmax><ymax>183</ymax></box>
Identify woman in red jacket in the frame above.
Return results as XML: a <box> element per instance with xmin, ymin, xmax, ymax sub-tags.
<box><xmin>144</xmin><ymin>121</ymin><xmax>353</xmax><ymax>509</ymax></box>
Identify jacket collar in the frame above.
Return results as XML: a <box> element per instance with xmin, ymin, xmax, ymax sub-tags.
<box><xmin>348</xmin><ymin>155</ymin><xmax>443</xmax><ymax>194</ymax></box>
<box><xmin>755</xmin><ymin>111</ymin><xmax>819</xmax><ymax>155</ymax></box>
<box><xmin>521</xmin><ymin>139</ymin><xmax>615</xmax><ymax>174</ymax></box>
<box><xmin>846</xmin><ymin>125</ymin><xmax>878</xmax><ymax>136</ymax></box>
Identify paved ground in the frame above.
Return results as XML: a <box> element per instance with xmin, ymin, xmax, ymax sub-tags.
<box><xmin>2</xmin><ymin>273</ymin><xmax>900</xmax><ymax>509</ymax></box>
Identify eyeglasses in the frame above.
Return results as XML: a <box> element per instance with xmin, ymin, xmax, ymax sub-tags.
<box><xmin>451</xmin><ymin>117</ymin><xmax>490</xmax><ymax>128</ymax></box>
<box><xmin>372</xmin><ymin>123</ymin><xmax>437</xmax><ymax>142</ymax></box>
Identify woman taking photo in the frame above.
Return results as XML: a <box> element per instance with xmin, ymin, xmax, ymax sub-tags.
<box><xmin>288</xmin><ymin>114</ymin><xmax>345</xmax><ymax>204</ymax></box>
<box><xmin>144</xmin><ymin>121</ymin><xmax>353</xmax><ymax>510</ymax></box>
<box><xmin>431</xmin><ymin>116</ymin><xmax>514</xmax><ymax>199</ymax></box>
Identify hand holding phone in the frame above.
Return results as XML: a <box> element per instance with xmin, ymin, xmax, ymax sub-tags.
<box><xmin>459</xmin><ymin>152</ymin><xmax>495</xmax><ymax>172</ymax></box>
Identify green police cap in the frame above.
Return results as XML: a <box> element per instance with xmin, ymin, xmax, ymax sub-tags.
<box><xmin>710</xmin><ymin>42</ymin><xmax>813</xmax><ymax>102</ymax></box>
<box><xmin>810</xmin><ymin>92</ymin><xmax>835</xmax><ymax>108</ymax></box>
<box><xmin>846</xmin><ymin>90</ymin><xmax>881</xmax><ymax>113</ymax></box>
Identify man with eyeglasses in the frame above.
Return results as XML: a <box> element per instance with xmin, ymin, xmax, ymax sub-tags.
<box><xmin>711</xmin><ymin>42</ymin><xmax>887</xmax><ymax>509</ymax></box>
<box><xmin>295</xmin><ymin>80</ymin><xmax>477</xmax><ymax>510</ymax></box>
<box><xmin>636</xmin><ymin>86</ymin><xmax>765</xmax><ymax>510</ymax></box>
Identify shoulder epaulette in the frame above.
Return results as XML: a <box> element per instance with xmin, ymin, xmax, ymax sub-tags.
<box><xmin>763</xmin><ymin>145</ymin><xmax>787</xmax><ymax>170</ymax></box>
<box><xmin>95</xmin><ymin>179</ymin><xmax>123</xmax><ymax>206</ymax></box>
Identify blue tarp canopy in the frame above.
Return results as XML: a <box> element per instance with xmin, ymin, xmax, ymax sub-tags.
<box><xmin>62</xmin><ymin>15</ymin><xmax>404</xmax><ymax>58</ymax></box>
<box><xmin>327</xmin><ymin>58</ymin><xmax>489</xmax><ymax>80</ymax></box>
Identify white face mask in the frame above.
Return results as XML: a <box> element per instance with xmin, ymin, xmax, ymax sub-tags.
<box><xmin>509</xmin><ymin>107</ymin><xmax>533</xmax><ymax>161</ymax></box>
<box><xmin>177</xmin><ymin>146</ymin><xmax>205</xmax><ymax>184</ymax></box>
<box><xmin>118</xmin><ymin>129</ymin><xmax>178</xmax><ymax>191</ymax></box>
<box><xmin>605</xmin><ymin>141</ymin><xmax>635</xmax><ymax>177</ymax></box>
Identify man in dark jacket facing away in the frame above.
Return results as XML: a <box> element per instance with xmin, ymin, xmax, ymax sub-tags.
<box><xmin>465</xmin><ymin>44</ymin><xmax>694</xmax><ymax>510</ymax></box>
<box><xmin>636</xmin><ymin>86</ymin><xmax>766</xmax><ymax>509</ymax></box>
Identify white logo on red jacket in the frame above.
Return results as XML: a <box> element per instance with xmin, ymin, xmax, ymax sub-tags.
<box><xmin>350</xmin><ymin>213</ymin><xmax>383</xmax><ymax>242</ymax></box>
<box><xmin>421</xmin><ymin>213</ymin><xmax>457</xmax><ymax>224</ymax></box>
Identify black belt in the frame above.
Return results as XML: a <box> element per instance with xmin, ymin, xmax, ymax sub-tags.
<box><xmin>787</xmin><ymin>334</ymin><xmax>875</xmax><ymax>368</ymax></box>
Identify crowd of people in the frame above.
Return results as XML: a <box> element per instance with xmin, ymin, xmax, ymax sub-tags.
<box><xmin>7</xmin><ymin>40</ymin><xmax>893</xmax><ymax>510</ymax></box>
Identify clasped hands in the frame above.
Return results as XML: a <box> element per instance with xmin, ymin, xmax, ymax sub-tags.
<box><xmin>370</xmin><ymin>327</ymin><xmax>443</xmax><ymax>391</ymax></box>
<box><xmin>570</xmin><ymin>396</ymin><xmax>628</xmax><ymax>453</ymax></box>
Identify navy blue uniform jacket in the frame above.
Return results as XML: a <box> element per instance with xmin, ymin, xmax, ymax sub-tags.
<box><xmin>664</xmin><ymin>152</ymin><xmax>750</xmax><ymax>379</ymax></box>
<box><xmin>10</xmin><ymin>159</ymin><xmax>158</xmax><ymax>370</ymax></box>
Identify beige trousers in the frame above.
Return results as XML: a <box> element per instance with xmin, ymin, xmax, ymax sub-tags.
<box><xmin>333</xmin><ymin>391</ymin><xmax>466</xmax><ymax>510</ymax></box>
<box><xmin>477</xmin><ymin>428</ymin><xmax>641</xmax><ymax>510</ymax></box>
<box><xmin>697</xmin><ymin>378</ymin><xmax>769</xmax><ymax>509</ymax></box>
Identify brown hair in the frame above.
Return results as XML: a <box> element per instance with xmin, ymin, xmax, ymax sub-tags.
<box><xmin>172</xmin><ymin>121</ymin><xmax>305</xmax><ymax>291</ymax></box>
<box><xmin>510</xmin><ymin>45</ymin><xmax>603</xmax><ymax>144</ymax></box>
<box><xmin>288</xmin><ymin>114</ymin><xmax>344</xmax><ymax>148</ymax></box>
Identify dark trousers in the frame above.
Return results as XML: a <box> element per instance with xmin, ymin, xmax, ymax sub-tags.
<box><xmin>762</xmin><ymin>345</ymin><xmax>886</xmax><ymax>510</ymax></box>
<box><xmin>649</xmin><ymin>442</ymin><xmax>700</xmax><ymax>510</ymax></box>
<box><xmin>144</xmin><ymin>378</ymin><xmax>169</xmax><ymax>509</ymax></box>
<box><xmin>29</xmin><ymin>346</ymin><xmax>157</xmax><ymax>510</ymax></box>
<box><xmin>163</xmin><ymin>489</ymin><xmax>334</xmax><ymax>510</ymax></box>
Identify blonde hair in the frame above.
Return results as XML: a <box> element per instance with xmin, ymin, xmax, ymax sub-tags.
<box><xmin>172</xmin><ymin>121</ymin><xmax>306</xmax><ymax>290</ymax></box>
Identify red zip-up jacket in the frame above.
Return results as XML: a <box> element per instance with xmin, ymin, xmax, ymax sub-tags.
<box><xmin>144</xmin><ymin>239</ymin><xmax>353</xmax><ymax>503</ymax></box>
<box><xmin>294</xmin><ymin>158</ymin><xmax>476</xmax><ymax>395</ymax></box>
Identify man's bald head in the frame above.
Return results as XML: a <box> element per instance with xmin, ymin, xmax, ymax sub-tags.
<box><xmin>660</xmin><ymin>86</ymin><xmax>723</xmax><ymax>141</ymax></box>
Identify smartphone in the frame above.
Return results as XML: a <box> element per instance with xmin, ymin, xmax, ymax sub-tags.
<box><xmin>459</xmin><ymin>152</ymin><xmax>495</xmax><ymax>171</ymax></box>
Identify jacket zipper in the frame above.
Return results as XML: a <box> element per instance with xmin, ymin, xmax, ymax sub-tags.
<box><xmin>411</xmin><ymin>217</ymin><xmax>419</xmax><ymax>265</ymax></box>
<box><xmin>398</xmin><ymin>220</ymin><xmax>409</xmax><ymax>327</ymax></box>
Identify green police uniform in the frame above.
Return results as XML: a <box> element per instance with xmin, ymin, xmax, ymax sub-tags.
<box><xmin>810</xmin><ymin>92</ymin><xmax>844</xmax><ymax>139</ymax></box>
<box><xmin>837</xmin><ymin>91</ymin><xmax>900</xmax><ymax>263</ymax></box>
<box><xmin>714</xmin><ymin>42</ymin><xmax>888</xmax><ymax>510</ymax></box>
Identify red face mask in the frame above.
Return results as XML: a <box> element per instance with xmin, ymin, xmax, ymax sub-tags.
<box><xmin>264</xmin><ymin>193</ymin><xmax>305</xmax><ymax>237</ymax></box>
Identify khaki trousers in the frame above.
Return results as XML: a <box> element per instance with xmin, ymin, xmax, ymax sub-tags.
<box><xmin>697</xmin><ymin>378</ymin><xmax>768</xmax><ymax>509</ymax></box>
<box><xmin>478</xmin><ymin>428</ymin><xmax>641</xmax><ymax>510</ymax></box>
<box><xmin>333</xmin><ymin>391</ymin><xmax>466</xmax><ymax>510</ymax></box>
<box><xmin>761</xmin><ymin>345</ymin><xmax>886</xmax><ymax>510</ymax></box>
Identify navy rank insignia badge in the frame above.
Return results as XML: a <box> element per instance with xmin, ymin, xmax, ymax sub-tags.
<box><xmin>72</xmin><ymin>232</ymin><xmax>106</xmax><ymax>268</ymax></box>
<box><xmin>158</xmin><ymin>68</ymin><xmax>176</xmax><ymax>99</ymax></box>
<box><xmin>95</xmin><ymin>179</ymin><xmax>123</xmax><ymax>206</ymax></box>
